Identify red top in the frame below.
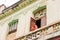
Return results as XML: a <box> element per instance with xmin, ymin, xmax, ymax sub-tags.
<box><xmin>31</xmin><ymin>24</ymin><xmax>38</xmax><ymax>31</ymax></box>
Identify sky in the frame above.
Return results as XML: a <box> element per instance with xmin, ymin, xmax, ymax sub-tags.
<box><xmin>0</xmin><ymin>0</ymin><xmax>19</xmax><ymax>7</ymax></box>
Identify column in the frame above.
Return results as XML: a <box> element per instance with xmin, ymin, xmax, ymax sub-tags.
<box><xmin>0</xmin><ymin>23</ymin><xmax>9</xmax><ymax>40</ymax></box>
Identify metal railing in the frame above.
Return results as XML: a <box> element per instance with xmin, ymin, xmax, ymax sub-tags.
<box><xmin>15</xmin><ymin>20</ymin><xmax>60</xmax><ymax>40</ymax></box>
<box><xmin>0</xmin><ymin>0</ymin><xmax>37</xmax><ymax>20</ymax></box>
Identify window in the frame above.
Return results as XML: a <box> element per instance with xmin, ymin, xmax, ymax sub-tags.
<box><xmin>8</xmin><ymin>19</ymin><xmax>18</xmax><ymax>32</ymax></box>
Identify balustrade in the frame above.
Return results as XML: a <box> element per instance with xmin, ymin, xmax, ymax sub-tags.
<box><xmin>15</xmin><ymin>21</ymin><xmax>60</xmax><ymax>40</ymax></box>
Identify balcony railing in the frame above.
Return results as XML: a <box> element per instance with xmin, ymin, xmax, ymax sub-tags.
<box><xmin>0</xmin><ymin>0</ymin><xmax>37</xmax><ymax>20</ymax></box>
<box><xmin>15</xmin><ymin>20</ymin><xmax>60</xmax><ymax>40</ymax></box>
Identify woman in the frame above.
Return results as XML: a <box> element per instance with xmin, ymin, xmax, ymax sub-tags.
<box><xmin>30</xmin><ymin>22</ymin><xmax>38</xmax><ymax>31</ymax></box>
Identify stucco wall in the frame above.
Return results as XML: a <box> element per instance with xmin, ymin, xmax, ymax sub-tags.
<box><xmin>47</xmin><ymin>0</ymin><xmax>60</xmax><ymax>25</ymax></box>
<box><xmin>16</xmin><ymin>11</ymin><xmax>34</xmax><ymax>38</ymax></box>
<box><xmin>0</xmin><ymin>23</ymin><xmax>9</xmax><ymax>40</ymax></box>
<box><xmin>7</xmin><ymin>32</ymin><xmax>16</xmax><ymax>40</ymax></box>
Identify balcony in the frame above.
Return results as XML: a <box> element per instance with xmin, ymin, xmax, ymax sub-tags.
<box><xmin>15</xmin><ymin>20</ymin><xmax>60</xmax><ymax>40</ymax></box>
<box><xmin>0</xmin><ymin>0</ymin><xmax>37</xmax><ymax>20</ymax></box>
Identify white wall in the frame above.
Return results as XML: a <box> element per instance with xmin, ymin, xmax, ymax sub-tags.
<box><xmin>24</xmin><ymin>11</ymin><xmax>34</xmax><ymax>34</ymax></box>
<box><xmin>16</xmin><ymin>14</ymin><xmax>26</xmax><ymax>38</ymax></box>
<box><xmin>7</xmin><ymin>32</ymin><xmax>16</xmax><ymax>40</ymax></box>
<box><xmin>0</xmin><ymin>23</ymin><xmax>9</xmax><ymax>40</ymax></box>
<box><xmin>16</xmin><ymin>11</ymin><xmax>34</xmax><ymax>38</ymax></box>
<box><xmin>47</xmin><ymin>0</ymin><xmax>60</xmax><ymax>25</ymax></box>
<box><xmin>57</xmin><ymin>0</ymin><xmax>60</xmax><ymax>20</ymax></box>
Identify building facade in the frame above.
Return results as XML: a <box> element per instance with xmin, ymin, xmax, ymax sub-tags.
<box><xmin>0</xmin><ymin>0</ymin><xmax>60</xmax><ymax>40</ymax></box>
